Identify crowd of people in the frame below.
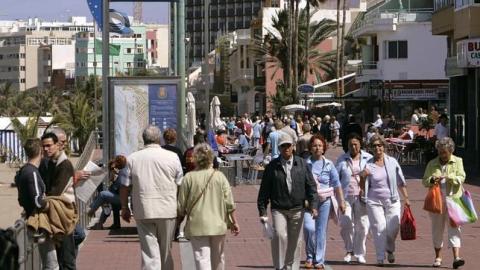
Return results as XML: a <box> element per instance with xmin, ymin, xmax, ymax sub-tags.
<box><xmin>11</xmin><ymin>106</ymin><xmax>469</xmax><ymax>270</ymax></box>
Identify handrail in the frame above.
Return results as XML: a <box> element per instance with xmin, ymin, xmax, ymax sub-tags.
<box><xmin>9</xmin><ymin>219</ymin><xmax>42</xmax><ymax>270</ymax></box>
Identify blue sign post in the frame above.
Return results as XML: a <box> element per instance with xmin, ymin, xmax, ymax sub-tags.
<box><xmin>297</xmin><ymin>84</ymin><xmax>314</xmax><ymax>110</ymax></box>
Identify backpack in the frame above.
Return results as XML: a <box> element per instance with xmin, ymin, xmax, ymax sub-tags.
<box><xmin>0</xmin><ymin>228</ymin><xmax>19</xmax><ymax>270</ymax></box>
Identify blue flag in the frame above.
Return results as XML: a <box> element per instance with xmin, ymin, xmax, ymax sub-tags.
<box><xmin>87</xmin><ymin>0</ymin><xmax>103</xmax><ymax>29</ymax></box>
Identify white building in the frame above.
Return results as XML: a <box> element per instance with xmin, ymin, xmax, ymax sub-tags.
<box><xmin>350</xmin><ymin>0</ymin><xmax>448</xmax><ymax>120</ymax></box>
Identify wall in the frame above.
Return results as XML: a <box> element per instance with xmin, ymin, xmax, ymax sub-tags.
<box><xmin>155</xmin><ymin>25</ymin><xmax>169</xmax><ymax>68</ymax></box>
<box><xmin>377</xmin><ymin>22</ymin><xmax>447</xmax><ymax>81</ymax></box>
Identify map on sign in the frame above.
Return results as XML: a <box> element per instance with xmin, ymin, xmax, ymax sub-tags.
<box><xmin>112</xmin><ymin>78</ymin><xmax>179</xmax><ymax>156</ymax></box>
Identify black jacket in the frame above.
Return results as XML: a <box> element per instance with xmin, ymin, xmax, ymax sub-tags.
<box><xmin>15</xmin><ymin>164</ymin><xmax>47</xmax><ymax>217</ymax></box>
<box><xmin>257</xmin><ymin>155</ymin><xmax>318</xmax><ymax>217</ymax></box>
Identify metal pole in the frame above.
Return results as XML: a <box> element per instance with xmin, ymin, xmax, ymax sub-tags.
<box><xmin>173</xmin><ymin>2</ymin><xmax>178</xmax><ymax>75</ymax></box>
<box><xmin>102</xmin><ymin>0</ymin><xmax>110</xmax><ymax>165</ymax></box>
<box><xmin>93</xmin><ymin>20</ymin><xmax>98</xmax><ymax>147</ymax></box>
<box><xmin>204</xmin><ymin>0</ymin><xmax>211</xmax><ymax>131</ymax></box>
<box><xmin>177</xmin><ymin>0</ymin><xmax>186</xmax><ymax>151</ymax></box>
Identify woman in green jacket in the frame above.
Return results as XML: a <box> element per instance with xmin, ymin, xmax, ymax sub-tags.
<box><xmin>177</xmin><ymin>143</ymin><xmax>240</xmax><ymax>270</ymax></box>
<box><xmin>422</xmin><ymin>137</ymin><xmax>465</xmax><ymax>269</ymax></box>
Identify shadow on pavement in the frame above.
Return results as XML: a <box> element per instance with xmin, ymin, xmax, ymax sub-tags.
<box><xmin>108</xmin><ymin>226</ymin><xmax>138</xmax><ymax>236</ymax></box>
<box><xmin>235</xmin><ymin>266</ymin><xmax>274</xmax><ymax>269</ymax></box>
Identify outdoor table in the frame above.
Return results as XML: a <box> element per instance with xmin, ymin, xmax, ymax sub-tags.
<box><xmin>224</xmin><ymin>153</ymin><xmax>253</xmax><ymax>185</ymax></box>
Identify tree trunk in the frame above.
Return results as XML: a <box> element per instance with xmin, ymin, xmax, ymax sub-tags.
<box><xmin>293</xmin><ymin>0</ymin><xmax>299</xmax><ymax>103</ymax></box>
<box><xmin>287</xmin><ymin>0</ymin><xmax>294</xmax><ymax>94</ymax></box>
<box><xmin>305</xmin><ymin>2</ymin><xmax>310</xmax><ymax>84</ymax></box>
<box><xmin>336</xmin><ymin>0</ymin><xmax>341</xmax><ymax>97</ymax></box>
<box><xmin>340</xmin><ymin>0</ymin><xmax>347</xmax><ymax>96</ymax></box>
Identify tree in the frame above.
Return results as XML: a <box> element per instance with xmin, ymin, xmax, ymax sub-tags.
<box><xmin>10</xmin><ymin>117</ymin><xmax>39</xmax><ymax>147</ymax></box>
<box><xmin>53</xmin><ymin>93</ymin><xmax>96</xmax><ymax>152</ymax></box>
<box><xmin>268</xmin><ymin>80</ymin><xmax>296</xmax><ymax>112</ymax></box>
<box><xmin>252</xmin><ymin>8</ymin><xmax>337</xmax><ymax>103</ymax></box>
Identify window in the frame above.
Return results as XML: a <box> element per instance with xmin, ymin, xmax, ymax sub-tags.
<box><xmin>20</xmin><ymin>66</ymin><xmax>25</xmax><ymax>71</ymax></box>
<box><xmin>20</xmin><ymin>78</ymin><xmax>25</xmax><ymax>83</ymax></box>
<box><xmin>385</xmin><ymin>41</ymin><xmax>408</xmax><ymax>59</ymax></box>
<box><xmin>136</xmin><ymin>48</ymin><xmax>143</xmax><ymax>54</ymax></box>
<box><xmin>126</xmin><ymin>48</ymin><xmax>132</xmax><ymax>54</ymax></box>
<box><xmin>455</xmin><ymin>0</ymin><xmax>480</xmax><ymax>9</ymax></box>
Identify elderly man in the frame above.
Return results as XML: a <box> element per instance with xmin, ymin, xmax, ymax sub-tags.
<box><xmin>120</xmin><ymin>125</ymin><xmax>183</xmax><ymax>270</ymax></box>
<box><xmin>257</xmin><ymin>133</ymin><xmax>318</xmax><ymax>270</ymax></box>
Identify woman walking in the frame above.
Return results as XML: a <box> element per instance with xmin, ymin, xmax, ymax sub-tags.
<box><xmin>177</xmin><ymin>143</ymin><xmax>240</xmax><ymax>270</ymax></box>
<box><xmin>360</xmin><ymin>134</ymin><xmax>410</xmax><ymax>266</ymax></box>
<box><xmin>422</xmin><ymin>137</ymin><xmax>465</xmax><ymax>269</ymax></box>
<box><xmin>304</xmin><ymin>135</ymin><xmax>346</xmax><ymax>269</ymax></box>
<box><xmin>336</xmin><ymin>133</ymin><xmax>372</xmax><ymax>264</ymax></box>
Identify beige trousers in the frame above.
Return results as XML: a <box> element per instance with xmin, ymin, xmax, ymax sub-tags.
<box><xmin>271</xmin><ymin>209</ymin><xmax>304</xmax><ymax>270</ymax></box>
<box><xmin>430</xmin><ymin>198</ymin><xmax>461</xmax><ymax>248</ymax></box>
<box><xmin>190</xmin><ymin>235</ymin><xmax>226</xmax><ymax>270</ymax></box>
<box><xmin>136</xmin><ymin>218</ymin><xmax>176</xmax><ymax>270</ymax></box>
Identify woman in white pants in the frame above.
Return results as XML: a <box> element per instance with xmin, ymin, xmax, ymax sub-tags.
<box><xmin>336</xmin><ymin>133</ymin><xmax>372</xmax><ymax>264</ymax></box>
<box><xmin>177</xmin><ymin>144</ymin><xmax>240</xmax><ymax>269</ymax></box>
<box><xmin>360</xmin><ymin>135</ymin><xmax>410</xmax><ymax>266</ymax></box>
<box><xmin>422</xmin><ymin>137</ymin><xmax>465</xmax><ymax>269</ymax></box>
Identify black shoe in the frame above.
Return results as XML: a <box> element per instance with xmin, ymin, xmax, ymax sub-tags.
<box><xmin>453</xmin><ymin>258</ymin><xmax>465</xmax><ymax>269</ymax></box>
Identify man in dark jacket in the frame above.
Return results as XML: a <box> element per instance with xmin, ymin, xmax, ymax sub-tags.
<box><xmin>15</xmin><ymin>138</ymin><xmax>58</xmax><ymax>269</ymax></box>
<box><xmin>257</xmin><ymin>133</ymin><xmax>318</xmax><ymax>270</ymax></box>
<box><xmin>40</xmin><ymin>132</ymin><xmax>76</xmax><ymax>270</ymax></box>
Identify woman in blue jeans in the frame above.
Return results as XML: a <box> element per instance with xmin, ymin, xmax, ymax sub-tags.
<box><xmin>87</xmin><ymin>155</ymin><xmax>126</xmax><ymax>229</ymax></box>
<box><xmin>304</xmin><ymin>135</ymin><xmax>346</xmax><ymax>269</ymax></box>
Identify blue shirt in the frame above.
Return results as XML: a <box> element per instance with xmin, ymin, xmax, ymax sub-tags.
<box><xmin>307</xmin><ymin>157</ymin><xmax>340</xmax><ymax>189</ymax></box>
<box><xmin>267</xmin><ymin>130</ymin><xmax>281</xmax><ymax>158</ymax></box>
<box><xmin>238</xmin><ymin>134</ymin><xmax>249</xmax><ymax>151</ymax></box>
<box><xmin>252</xmin><ymin>122</ymin><xmax>263</xmax><ymax>138</ymax></box>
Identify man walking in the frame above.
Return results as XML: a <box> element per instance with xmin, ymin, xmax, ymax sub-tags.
<box><xmin>40</xmin><ymin>132</ymin><xmax>76</xmax><ymax>270</ymax></box>
<box><xmin>15</xmin><ymin>138</ymin><xmax>58</xmax><ymax>270</ymax></box>
<box><xmin>257</xmin><ymin>133</ymin><xmax>318</xmax><ymax>270</ymax></box>
<box><xmin>120</xmin><ymin>125</ymin><xmax>183</xmax><ymax>270</ymax></box>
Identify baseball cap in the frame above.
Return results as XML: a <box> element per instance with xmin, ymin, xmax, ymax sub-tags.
<box><xmin>278</xmin><ymin>133</ymin><xmax>293</xmax><ymax>146</ymax></box>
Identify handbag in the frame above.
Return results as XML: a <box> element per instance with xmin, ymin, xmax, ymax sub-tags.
<box><xmin>400</xmin><ymin>204</ymin><xmax>416</xmax><ymax>240</ymax></box>
<box><xmin>446</xmin><ymin>187</ymin><xmax>478</xmax><ymax>227</ymax></box>
<box><xmin>423</xmin><ymin>183</ymin><xmax>443</xmax><ymax>214</ymax></box>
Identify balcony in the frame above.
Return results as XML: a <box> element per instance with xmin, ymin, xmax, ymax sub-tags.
<box><xmin>351</xmin><ymin>8</ymin><xmax>433</xmax><ymax>37</ymax></box>
<box><xmin>432</xmin><ymin>4</ymin><xmax>453</xmax><ymax>35</ymax></box>
<box><xmin>454</xmin><ymin>5</ymin><xmax>480</xmax><ymax>40</ymax></box>
<box><xmin>445</xmin><ymin>56</ymin><xmax>467</xmax><ymax>77</ymax></box>
<box><xmin>355</xmin><ymin>61</ymin><xmax>382</xmax><ymax>83</ymax></box>
<box><xmin>230</xmin><ymin>68</ymin><xmax>254</xmax><ymax>85</ymax></box>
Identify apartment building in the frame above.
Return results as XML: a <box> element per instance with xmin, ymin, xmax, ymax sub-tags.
<box><xmin>350</xmin><ymin>0</ymin><xmax>448</xmax><ymax>121</ymax></box>
<box><xmin>431</xmin><ymin>0</ymin><xmax>480</xmax><ymax>170</ymax></box>
<box><xmin>0</xmin><ymin>17</ymin><xmax>93</xmax><ymax>91</ymax></box>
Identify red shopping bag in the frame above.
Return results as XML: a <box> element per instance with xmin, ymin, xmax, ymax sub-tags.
<box><xmin>423</xmin><ymin>184</ymin><xmax>443</xmax><ymax>214</ymax></box>
<box><xmin>400</xmin><ymin>204</ymin><xmax>416</xmax><ymax>240</ymax></box>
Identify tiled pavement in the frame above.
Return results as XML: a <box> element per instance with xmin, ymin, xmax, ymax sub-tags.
<box><xmin>77</xmin><ymin>147</ymin><xmax>480</xmax><ymax>270</ymax></box>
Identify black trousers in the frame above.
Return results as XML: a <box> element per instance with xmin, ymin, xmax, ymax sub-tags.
<box><xmin>57</xmin><ymin>233</ymin><xmax>76</xmax><ymax>270</ymax></box>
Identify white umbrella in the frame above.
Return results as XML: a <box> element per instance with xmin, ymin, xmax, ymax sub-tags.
<box><xmin>209</xmin><ymin>96</ymin><xmax>224</xmax><ymax>130</ymax></box>
<box><xmin>186</xmin><ymin>92</ymin><xmax>196</xmax><ymax>148</ymax></box>
<box><xmin>280</xmin><ymin>104</ymin><xmax>306</xmax><ymax>112</ymax></box>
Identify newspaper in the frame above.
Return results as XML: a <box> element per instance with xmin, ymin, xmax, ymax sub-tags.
<box><xmin>75</xmin><ymin>161</ymin><xmax>107</xmax><ymax>203</ymax></box>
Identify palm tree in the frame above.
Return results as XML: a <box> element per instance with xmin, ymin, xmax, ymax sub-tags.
<box><xmin>54</xmin><ymin>93</ymin><xmax>96</xmax><ymax>152</ymax></box>
<box><xmin>304</xmin><ymin>0</ymin><xmax>327</xmax><ymax>83</ymax></box>
<box><xmin>11</xmin><ymin>117</ymin><xmax>39</xmax><ymax>146</ymax></box>
<box><xmin>253</xmin><ymin>8</ymin><xmax>337</xmax><ymax>84</ymax></box>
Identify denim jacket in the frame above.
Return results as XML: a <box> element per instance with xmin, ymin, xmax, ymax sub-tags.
<box><xmin>364</xmin><ymin>154</ymin><xmax>406</xmax><ymax>202</ymax></box>
<box><xmin>336</xmin><ymin>150</ymin><xmax>373</xmax><ymax>196</ymax></box>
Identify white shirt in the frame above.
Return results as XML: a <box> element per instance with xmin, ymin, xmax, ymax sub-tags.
<box><xmin>125</xmin><ymin>144</ymin><xmax>183</xmax><ymax>219</ymax></box>
<box><xmin>434</xmin><ymin>123</ymin><xmax>449</xmax><ymax>140</ymax></box>
<box><xmin>373</xmin><ymin>118</ymin><xmax>383</xmax><ymax>128</ymax></box>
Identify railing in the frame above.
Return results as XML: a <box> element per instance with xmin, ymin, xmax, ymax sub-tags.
<box><xmin>75</xmin><ymin>131</ymin><xmax>102</xmax><ymax>229</ymax></box>
<box><xmin>357</xmin><ymin>61</ymin><xmax>379</xmax><ymax>74</ymax></box>
<box><xmin>434</xmin><ymin>0</ymin><xmax>454</xmax><ymax>11</ymax></box>
<box><xmin>351</xmin><ymin>7</ymin><xmax>434</xmax><ymax>36</ymax></box>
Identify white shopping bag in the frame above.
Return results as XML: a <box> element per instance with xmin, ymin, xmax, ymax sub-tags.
<box><xmin>261</xmin><ymin>222</ymin><xmax>274</xmax><ymax>239</ymax></box>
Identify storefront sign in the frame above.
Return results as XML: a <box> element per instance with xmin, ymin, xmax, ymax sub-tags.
<box><xmin>457</xmin><ymin>38</ymin><xmax>480</xmax><ymax>67</ymax></box>
<box><xmin>390</xmin><ymin>88</ymin><xmax>446</xmax><ymax>100</ymax></box>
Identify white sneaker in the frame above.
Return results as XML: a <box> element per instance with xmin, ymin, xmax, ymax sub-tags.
<box><xmin>343</xmin><ymin>253</ymin><xmax>352</xmax><ymax>263</ymax></box>
<box><xmin>356</xmin><ymin>255</ymin><xmax>366</xmax><ymax>264</ymax></box>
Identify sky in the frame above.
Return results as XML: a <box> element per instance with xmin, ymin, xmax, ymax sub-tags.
<box><xmin>2</xmin><ymin>0</ymin><xmax>170</xmax><ymax>24</ymax></box>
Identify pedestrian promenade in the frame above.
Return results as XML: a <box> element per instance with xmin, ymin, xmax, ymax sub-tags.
<box><xmin>77</xmin><ymin>147</ymin><xmax>480</xmax><ymax>270</ymax></box>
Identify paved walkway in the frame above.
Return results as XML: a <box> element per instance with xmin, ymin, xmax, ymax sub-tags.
<box><xmin>77</xmin><ymin>147</ymin><xmax>480</xmax><ymax>270</ymax></box>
